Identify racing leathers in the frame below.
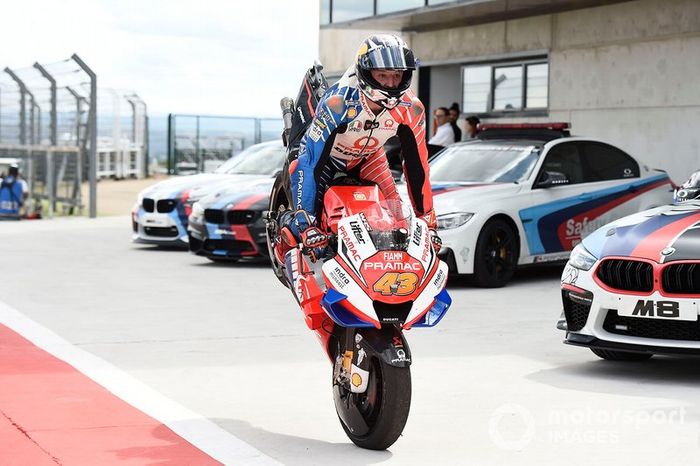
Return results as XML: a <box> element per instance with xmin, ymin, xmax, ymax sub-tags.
<box><xmin>288</xmin><ymin>67</ymin><xmax>436</xmax><ymax>245</ymax></box>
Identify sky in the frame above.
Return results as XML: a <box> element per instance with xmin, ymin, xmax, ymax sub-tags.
<box><xmin>0</xmin><ymin>0</ymin><xmax>320</xmax><ymax>118</ymax></box>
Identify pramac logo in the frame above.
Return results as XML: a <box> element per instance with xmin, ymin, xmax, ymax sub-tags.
<box><xmin>353</xmin><ymin>136</ymin><xmax>380</xmax><ymax>150</ymax></box>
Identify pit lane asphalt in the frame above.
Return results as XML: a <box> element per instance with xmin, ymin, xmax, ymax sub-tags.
<box><xmin>2</xmin><ymin>216</ymin><xmax>699</xmax><ymax>465</ymax></box>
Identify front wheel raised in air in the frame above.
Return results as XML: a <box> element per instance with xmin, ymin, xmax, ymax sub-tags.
<box><xmin>473</xmin><ymin>218</ymin><xmax>518</xmax><ymax>288</ymax></box>
<box><xmin>334</xmin><ymin>356</ymin><xmax>411</xmax><ymax>450</ymax></box>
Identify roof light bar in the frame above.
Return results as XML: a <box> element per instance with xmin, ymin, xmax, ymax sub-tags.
<box><xmin>479</xmin><ymin>122</ymin><xmax>570</xmax><ymax>130</ymax></box>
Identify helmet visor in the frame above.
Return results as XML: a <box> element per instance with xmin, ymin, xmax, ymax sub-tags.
<box><xmin>359</xmin><ymin>46</ymin><xmax>416</xmax><ymax>70</ymax></box>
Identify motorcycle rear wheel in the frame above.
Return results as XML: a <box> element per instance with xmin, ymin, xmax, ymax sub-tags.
<box><xmin>335</xmin><ymin>356</ymin><xmax>411</xmax><ymax>450</ymax></box>
<box><xmin>266</xmin><ymin>172</ymin><xmax>291</xmax><ymax>288</ymax></box>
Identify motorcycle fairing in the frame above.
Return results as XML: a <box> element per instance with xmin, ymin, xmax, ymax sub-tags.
<box><xmin>321</xmin><ymin>214</ymin><xmax>450</xmax><ymax>329</ymax></box>
<box><xmin>411</xmin><ymin>288</ymin><xmax>452</xmax><ymax>328</ymax></box>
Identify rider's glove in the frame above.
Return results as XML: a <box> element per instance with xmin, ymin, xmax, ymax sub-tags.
<box><xmin>301</xmin><ymin>226</ymin><xmax>328</xmax><ymax>262</ymax></box>
<box><xmin>301</xmin><ymin>226</ymin><xmax>328</xmax><ymax>249</ymax></box>
<box><xmin>429</xmin><ymin>229</ymin><xmax>442</xmax><ymax>253</ymax></box>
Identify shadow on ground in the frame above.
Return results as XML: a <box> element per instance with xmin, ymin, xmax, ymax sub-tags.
<box><xmin>210</xmin><ymin>418</ymin><xmax>393</xmax><ymax>465</ymax></box>
<box><xmin>529</xmin><ymin>354</ymin><xmax>700</xmax><ymax>402</ymax></box>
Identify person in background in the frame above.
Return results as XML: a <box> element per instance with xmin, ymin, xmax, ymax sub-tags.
<box><xmin>465</xmin><ymin>115</ymin><xmax>480</xmax><ymax>139</ymax></box>
<box><xmin>428</xmin><ymin>107</ymin><xmax>454</xmax><ymax>147</ymax></box>
<box><xmin>0</xmin><ymin>164</ymin><xmax>29</xmax><ymax>219</ymax></box>
<box><xmin>448</xmin><ymin>102</ymin><xmax>462</xmax><ymax>142</ymax></box>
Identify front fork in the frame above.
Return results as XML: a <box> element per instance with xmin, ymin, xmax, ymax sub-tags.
<box><xmin>283</xmin><ymin>244</ymin><xmax>413</xmax><ymax>392</ymax></box>
<box><xmin>334</xmin><ymin>325</ymin><xmax>412</xmax><ymax>394</ymax></box>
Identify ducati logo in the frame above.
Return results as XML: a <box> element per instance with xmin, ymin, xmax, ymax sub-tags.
<box><xmin>363</xmin><ymin>120</ymin><xmax>379</xmax><ymax>130</ymax></box>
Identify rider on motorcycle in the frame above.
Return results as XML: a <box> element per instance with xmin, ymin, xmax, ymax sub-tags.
<box><xmin>285</xmin><ymin>34</ymin><xmax>440</xmax><ymax>260</ymax></box>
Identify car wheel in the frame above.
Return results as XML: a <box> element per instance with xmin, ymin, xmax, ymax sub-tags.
<box><xmin>590</xmin><ymin>348</ymin><xmax>653</xmax><ymax>361</ymax></box>
<box><xmin>473</xmin><ymin>218</ymin><xmax>518</xmax><ymax>288</ymax></box>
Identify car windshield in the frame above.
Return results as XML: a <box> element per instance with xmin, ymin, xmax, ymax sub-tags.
<box><xmin>215</xmin><ymin>143</ymin><xmax>285</xmax><ymax>175</ymax></box>
<box><xmin>429</xmin><ymin>143</ymin><xmax>540</xmax><ymax>183</ymax></box>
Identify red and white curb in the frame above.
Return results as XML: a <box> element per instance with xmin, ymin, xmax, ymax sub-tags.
<box><xmin>0</xmin><ymin>299</ymin><xmax>281</xmax><ymax>465</ymax></box>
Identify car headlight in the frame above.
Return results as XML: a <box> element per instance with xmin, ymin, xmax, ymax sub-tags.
<box><xmin>190</xmin><ymin>202</ymin><xmax>204</xmax><ymax>220</ymax></box>
<box><xmin>568</xmin><ymin>243</ymin><xmax>597</xmax><ymax>271</ymax></box>
<box><xmin>437</xmin><ymin>212</ymin><xmax>474</xmax><ymax>230</ymax></box>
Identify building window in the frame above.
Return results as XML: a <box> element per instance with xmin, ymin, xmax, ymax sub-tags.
<box><xmin>377</xmin><ymin>0</ymin><xmax>425</xmax><ymax>15</ymax></box>
<box><xmin>332</xmin><ymin>0</ymin><xmax>374</xmax><ymax>22</ymax></box>
<box><xmin>463</xmin><ymin>66</ymin><xmax>491</xmax><ymax>113</ymax></box>
<box><xmin>526</xmin><ymin>63</ymin><xmax>548</xmax><ymax>108</ymax></box>
<box><xmin>493</xmin><ymin>65</ymin><xmax>523</xmax><ymax>111</ymax></box>
<box><xmin>320</xmin><ymin>0</ymin><xmax>331</xmax><ymax>25</ymax></box>
<box><xmin>462</xmin><ymin>58</ymin><xmax>548</xmax><ymax>115</ymax></box>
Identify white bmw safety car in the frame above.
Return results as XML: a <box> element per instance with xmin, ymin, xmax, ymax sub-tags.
<box><xmin>132</xmin><ymin>140</ymin><xmax>285</xmax><ymax>247</ymax></box>
<box><xmin>426</xmin><ymin>124</ymin><xmax>674</xmax><ymax>287</ymax></box>
<box><xmin>559</xmin><ymin>178</ymin><xmax>700</xmax><ymax>360</ymax></box>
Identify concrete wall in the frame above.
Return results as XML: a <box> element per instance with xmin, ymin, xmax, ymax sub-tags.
<box><xmin>319</xmin><ymin>28</ymin><xmax>409</xmax><ymax>75</ymax></box>
<box><xmin>320</xmin><ymin>0</ymin><xmax>700</xmax><ymax>181</ymax></box>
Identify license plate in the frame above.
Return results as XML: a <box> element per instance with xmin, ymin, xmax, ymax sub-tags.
<box><xmin>616</xmin><ymin>295</ymin><xmax>698</xmax><ymax>321</ymax></box>
<box><xmin>142</xmin><ymin>214</ymin><xmax>169</xmax><ymax>227</ymax></box>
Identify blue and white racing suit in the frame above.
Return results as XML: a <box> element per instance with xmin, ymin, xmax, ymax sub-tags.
<box><xmin>289</xmin><ymin>66</ymin><xmax>435</xmax><ymax>234</ymax></box>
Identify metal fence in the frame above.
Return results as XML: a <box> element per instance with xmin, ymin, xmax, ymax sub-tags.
<box><xmin>0</xmin><ymin>145</ymin><xmax>81</xmax><ymax>218</ymax></box>
<box><xmin>0</xmin><ymin>54</ymin><xmax>148</xmax><ymax>218</ymax></box>
<box><xmin>166</xmin><ymin>114</ymin><xmax>281</xmax><ymax>175</ymax></box>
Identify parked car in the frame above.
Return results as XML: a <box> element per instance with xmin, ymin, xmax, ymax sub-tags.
<box><xmin>188</xmin><ymin>178</ymin><xmax>275</xmax><ymax>262</ymax></box>
<box><xmin>131</xmin><ymin>140</ymin><xmax>285</xmax><ymax>247</ymax></box>
<box><xmin>558</xmin><ymin>191</ymin><xmax>700</xmax><ymax>360</ymax></box>
<box><xmin>419</xmin><ymin>123</ymin><xmax>674</xmax><ymax>287</ymax></box>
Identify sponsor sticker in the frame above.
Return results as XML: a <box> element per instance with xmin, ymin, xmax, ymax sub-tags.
<box><xmin>309</xmin><ymin>124</ymin><xmax>323</xmax><ymax>142</ymax></box>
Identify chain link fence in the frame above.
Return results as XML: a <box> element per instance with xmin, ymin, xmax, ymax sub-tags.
<box><xmin>0</xmin><ymin>54</ymin><xmax>148</xmax><ymax>218</ymax></box>
<box><xmin>166</xmin><ymin>114</ymin><xmax>281</xmax><ymax>175</ymax></box>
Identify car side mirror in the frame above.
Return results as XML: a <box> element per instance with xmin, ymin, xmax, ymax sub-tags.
<box><xmin>537</xmin><ymin>171</ymin><xmax>570</xmax><ymax>188</ymax></box>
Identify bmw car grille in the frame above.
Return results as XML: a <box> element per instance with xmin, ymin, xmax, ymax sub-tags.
<box><xmin>228</xmin><ymin>210</ymin><xmax>258</xmax><ymax>224</ymax></box>
<box><xmin>596</xmin><ymin>259</ymin><xmax>653</xmax><ymax>292</ymax></box>
<box><xmin>662</xmin><ymin>263</ymin><xmax>700</xmax><ymax>294</ymax></box>
<box><xmin>142</xmin><ymin>198</ymin><xmax>155</xmax><ymax>212</ymax></box>
<box><xmin>157</xmin><ymin>199</ymin><xmax>177</xmax><ymax>213</ymax></box>
<box><xmin>204</xmin><ymin>209</ymin><xmax>258</xmax><ymax>225</ymax></box>
<box><xmin>562</xmin><ymin>289</ymin><xmax>593</xmax><ymax>331</ymax></box>
<box><xmin>205</xmin><ymin>209</ymin><xmax>225</xmax><ymax>224</ymax></box>
<box><xmin>603</xmin><ymin>310</ymin><xmax>700</xmax><ymax>341</ymax></box>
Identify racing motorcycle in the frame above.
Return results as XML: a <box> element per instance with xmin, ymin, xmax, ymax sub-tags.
<box><xmin>265</xmin><ymin>64</ymin><xmax>452</xmax><ymax>450</ymax></box>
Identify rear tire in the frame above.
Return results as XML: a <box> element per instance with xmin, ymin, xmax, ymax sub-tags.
<box><xmin>335</xmin><ymin>357</ymin><xmax>411</xmax><ymax>450</ymax></box>
<box><xmin>473</xmin><ymin>218</ymin><xmax>518</xmax><ymax>287</ymax></box>
<box><xmin>266</xmin><ymin>173</ymin><xmax>291</xmax><ymax>288</ymax></box>
<box><xmin>590</xmin><ymin>348</ymin><xmax>653</xmax><ymax>361</ymax></box>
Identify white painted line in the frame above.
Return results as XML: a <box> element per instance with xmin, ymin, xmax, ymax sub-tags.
<box><xmin>0</xmin><ymin>299</ymin><xmax>281</xmax><ymax>466</ymax></box>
